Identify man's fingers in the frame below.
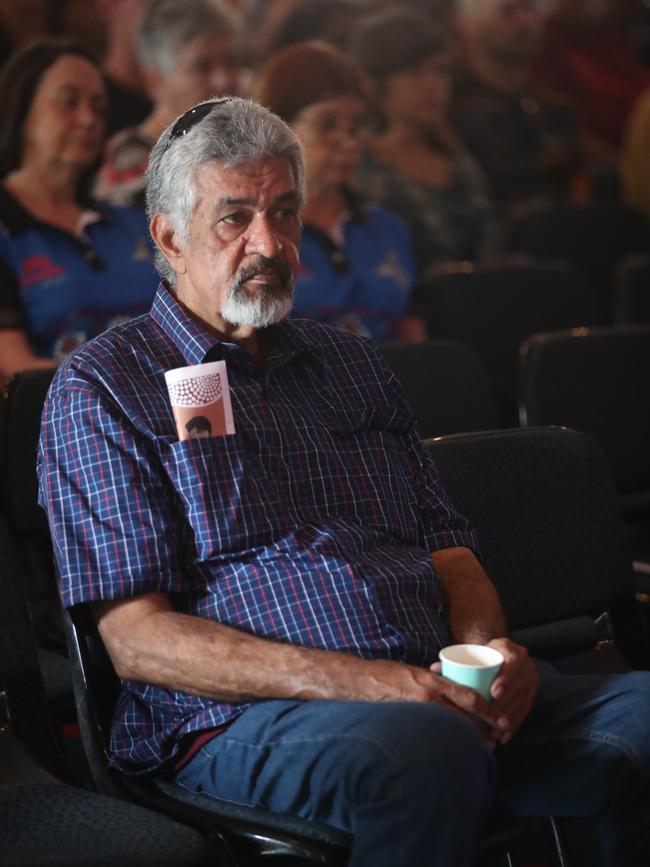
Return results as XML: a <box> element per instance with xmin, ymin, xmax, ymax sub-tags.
<box><xmin>438</xmin><ymin>677</ymin><xmax>510</xmax><ymax>731</ymax></box>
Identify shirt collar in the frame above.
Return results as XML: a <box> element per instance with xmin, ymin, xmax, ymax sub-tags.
<box><xmin>149</xmin><ymin>282</ymin><xmax>320</xmax><ymax>370</ymax></box>
<box><xmin>150</xmin><ymin>283</ymin><xmax>218</xmax><ymax>366</ymax></box>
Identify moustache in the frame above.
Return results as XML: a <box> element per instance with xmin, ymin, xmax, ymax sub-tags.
<box><xmin>232</xmin><ymin>256</ymin><xmax>293</xmax><ymax>292</ymax></box>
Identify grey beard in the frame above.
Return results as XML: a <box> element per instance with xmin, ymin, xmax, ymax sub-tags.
<box><xmin>221</xmin><ymin>256</ymin><xmax>295</xmax><ymax>328</ymax></box>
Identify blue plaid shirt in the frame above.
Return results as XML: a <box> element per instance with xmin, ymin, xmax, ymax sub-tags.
<box><xmin>38</xmin><ymin>283</ymin><xmax>478</xmax><ymax>774</ymax></box>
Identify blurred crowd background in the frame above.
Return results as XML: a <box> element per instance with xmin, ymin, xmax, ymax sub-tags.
<box><xmin>2</xmin><ymin>0</ymin><xmax>650</xmax><ymax>376</ymax></box>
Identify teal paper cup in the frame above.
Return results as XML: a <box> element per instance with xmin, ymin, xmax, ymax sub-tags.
<box><xmin>439</xmin><ymin>644</ymin><xmax>504</xmax><ymax>701</ymax></box>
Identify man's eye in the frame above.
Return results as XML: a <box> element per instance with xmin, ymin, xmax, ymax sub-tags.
<box><xmin>221</xmin><ymin>213</ymin><xmax>245</xmax><ymax>225</ymax></box>
<box><xmin>274</xmin><ymin>208</ymin><xmax>297</xmax><ymax>221</ymax></box>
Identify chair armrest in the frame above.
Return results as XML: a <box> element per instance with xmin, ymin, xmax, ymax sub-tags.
<box><xmin>510</xmin><ymin>614</ymin><xmax>607</xmax><ymax>660</ymax></box>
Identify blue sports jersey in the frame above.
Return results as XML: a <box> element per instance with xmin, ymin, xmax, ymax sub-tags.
<box><xmin>0</xmin><ymin>187</ymin><xmax>158</xmax><ymax>359</ymax></box>
<box><xmin>293</xmin><ymin>196</ymin><xmax>416</xmax><ymax>342</ymax></box>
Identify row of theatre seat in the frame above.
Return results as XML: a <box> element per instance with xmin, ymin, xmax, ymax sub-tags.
<box><xmin>379</xmin><ymin>322</ymin><xmax>650</xmax><ymax>564</ymax></box>
<box><xmin>0</xmin><ymin>287</ymin><xmax>649</xmax><ymax>863</ymax></box>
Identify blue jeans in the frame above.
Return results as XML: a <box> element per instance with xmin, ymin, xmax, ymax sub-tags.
<box><xmin>174</xmin><ymin>666</ymin><xmax>650</xmax><ymax>867</ymax></box>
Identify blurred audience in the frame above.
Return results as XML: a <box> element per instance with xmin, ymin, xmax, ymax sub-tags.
<box><xmin>48</xmin><ymin>0</ymin><xmax>152</xmax><ymax>136</ymax></box>
<box><xmin>245</xmin><ymin>0</ymin><xmax>365</xmax><ymax>62</ymax></box>
<box><xmin>96</xmin><ymin>0</ymin><xmax>242</xmax><ymax>209</ymax></box>
<box><xmin>256</xmin><ymin>40</ymin><xmax>424</xmax><ymax>342</ymax></box>
<box><xmin>532</xmin><ymin>0</ymin><xmax>650</xmax><ymax>162</ymax></box>
<box><xmin>265</xmin><ymin>0</ymin><xmax>365</xmax><ymax>56</ymax></box>
<box><xmin>450</xmin><ymin>0</ymin><xmax>582</xmax><ymax>217</ymax></box>
<box><xmin>353</xmin><ymin>6</ymin><xmax>498</xmax><ymax>280</ymax></box>
<box><xmin>0</xmin><ymin>0</ymin><xmax>48</xmax><ymax>66</ymax></box>
<box><xmin>0</xmin><ymin>40</ymin><xmax>158</xmax><ymax>380</ymax></box>
<box><xmin>621</xmin><ymin>85</ymin><xmax>650</xmax><ymax>218</ymax></box>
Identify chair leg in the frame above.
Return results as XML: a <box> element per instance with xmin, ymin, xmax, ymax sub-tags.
<box><xmin>547</xmin><ymin>817</ymin><xmax>570</xmax><ymax>867</ymax></box>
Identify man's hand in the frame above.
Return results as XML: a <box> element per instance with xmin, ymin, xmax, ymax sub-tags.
<box><xmin>359</xmin><ymin>659</ymin><xmax>512</xmax><ymax>748</ymax></box>
<box><xmin>485</xmin><ymin>638</ymin><xmax>539</xmax><ymax>744</ymax></box>
<box><xmin>430</xmin><ymin>638</ymin><xmax>539</xmax><ymax>747</ymax></box>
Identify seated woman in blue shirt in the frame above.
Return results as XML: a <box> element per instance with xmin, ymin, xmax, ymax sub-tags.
<box><xmin>255</xmin><ymin>40</ymin><xmax>426</xmax><ymax>343</ymax></box>
<box><xmin>0</xmin><ymin>40</ymin><xmax>158</xmax><ymax>380</ymax></box>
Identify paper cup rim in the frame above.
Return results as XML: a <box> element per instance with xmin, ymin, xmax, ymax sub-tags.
<box><xmin>439</xmin><ymin>644</ymin><xmax>504</xmax><ymax>668</ymax></box>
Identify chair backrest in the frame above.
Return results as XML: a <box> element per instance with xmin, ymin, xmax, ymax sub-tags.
<box><xmin>519</xmin><ymin>326</ymin><xmax>650</xmax><ymax>501</ymax></box>
<box><xmin>615</xmin><ymin>254</ymin><xmax>650</xmax><ymax>325</ymax></box>
<box><xmin>506</xmin><ymin>203</ymin><xmax>650</xmax><ymax>323</ymax></box>
<box><xmin>0</xmin><ymin>513</ymin><xmax>67</xmax><ymax>779</ymax></box>
<box><xmin>424</xmin><ymin>427</ymin><xmax>646</xmax><ymax>668</ymax></box>
<box><xmin>0</xmin><ymin>368</ymin><xmax>61</xmax><ymax>649</ymax></box>
<box><xmin>377</xmin><ymin>339</ymin><xmax>498</xmax><ymax>438</ymax></box>
<box><xmin>0</xmin><ymin>368</ymin><xmax>56</xmax><ymax>534</ymax></box>
<box><xmin>420</xmin><ymin>263</ymin><xmax>595</xmax><ymax>425</ymax></box>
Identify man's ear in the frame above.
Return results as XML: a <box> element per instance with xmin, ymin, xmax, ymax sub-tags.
<box><xmin>150</xmin><ymin>213</ymin><xmax>187</xmax><ymax>276</ymax></box>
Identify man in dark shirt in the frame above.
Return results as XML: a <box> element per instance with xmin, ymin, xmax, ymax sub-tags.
<box><xmin>450</xmin><ymin>0</ymin><xmax>581</xmax><ymax>215</ymax></box>
<box><xmin>39</xmin><ymin>97</ymin><xmax>650</xmax><ymax>867</ymax></box>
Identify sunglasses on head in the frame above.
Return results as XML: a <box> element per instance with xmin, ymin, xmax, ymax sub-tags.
<box><xmin>163</xmin><ymin>97</ymin><xmax>233</xmax><ymax>153</ymax></box>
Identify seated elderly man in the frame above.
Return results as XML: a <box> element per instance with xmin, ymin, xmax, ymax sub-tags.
<box><xmin>38</xmin><ymin>97</ymin><xmax>650</xmax><ymax>867</ymax></box>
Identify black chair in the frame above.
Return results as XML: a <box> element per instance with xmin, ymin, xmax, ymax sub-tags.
<box><xmin>419</xmin><ymin>263</ymin><xmax>596</xmax><ymax>426</ymax></box>
<box><xmin>0</xmin><ymin>783</ymin><xmax>217</xmax><ymax>867</ymax></box>
<box><xmin>424</xmin><ymin>426</ymin><xmax>648</xmax><ymax>672</ymax></box>
<box><xmin>377</xmin><ymin>339</ymin><xmax>498</xmax><ymax>438</ymax></box>
<box><xmin>615</xmin><ymin>254</ymin><xmax>650</xmax><ymax>325</ymax></box>
<box><xmin>425</xmin><ymin>426</ymin><xmax>648</xmax><ymax>865</ymax></box>
<box><xmin>519</xmin><ymin>326</ymin><xmax>650</xmax><ymax>563</ymax></box>
<box><xmin>65</xmin><ymin>601</ymin><xmax>355</xmax><ymax>866</ymax></box>
<box><xmin>0</xmin><ymin>367</ymin><xmax>72</xmax><ymax>717</ymax></box>
<box><xmin>0</xmin><ymin>513</ymin><xmax>222</xmax><ymax>866</ymax></box>
<box><xmin>0</xmin><ymin>512</ymin><xmax>69</xmax><ymax>781</ymax></box>
<box><xmin>505</xmin><ymin>203</ymin><xmax>650</xmax><ymax>324</ymax></box>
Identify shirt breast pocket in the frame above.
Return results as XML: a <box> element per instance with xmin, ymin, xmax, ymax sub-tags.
<box><xmin>163</xmin><ymin>434</ymin><xmax>283</xmax><ymax>559</ymax></box>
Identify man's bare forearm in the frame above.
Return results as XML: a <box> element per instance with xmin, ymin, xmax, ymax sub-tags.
<box><xmin>432</xmin><ymin>547</ymin><xmax>508</xmax><ymax>644</ymax></box>
<box><xmin>94</xmin><ymin>592</ymin><xmax>445</xmax><ymax>705</ymax></box>
<box><xmin>94</xmin><ymin>574</ymin><xmax>515</xmax><ymax>736</ymax></box>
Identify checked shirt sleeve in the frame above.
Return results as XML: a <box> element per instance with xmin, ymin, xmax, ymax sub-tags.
<box><xmin>405</xmin><ymin>424</ymin><xmax>480</xmax><ymax>557</ymax></box>
<box><xmin>38</xmin><ymin>368</ymin><xmax>187</xmax><ymax>609</ymax></box>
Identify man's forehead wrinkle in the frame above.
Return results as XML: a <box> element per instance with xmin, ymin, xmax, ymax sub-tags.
<box><xmin>214</xmin><ymin>190</ymin><xmax>300</xmax><ymax>209</ymax></box>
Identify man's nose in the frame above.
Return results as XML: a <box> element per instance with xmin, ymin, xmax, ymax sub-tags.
<box><xmin>245</xmin><ymin>216</ymin><xmax>283</xmax><ymax>257</ymax></box>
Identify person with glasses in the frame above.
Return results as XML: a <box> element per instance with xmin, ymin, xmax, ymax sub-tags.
<box><xmin>0</xmin><ymin>40</ymin><xmax>158</xmax><ymax>382</ymax></box>
<box><xmin>255</xmin><ymin>40</ymin><xmax>426</xmax><ymax>342</ymax></box>
<box><xmin>39</xmin><ymin>96</ymin><xmax>650</xmax><ymax>867</ymax></box>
